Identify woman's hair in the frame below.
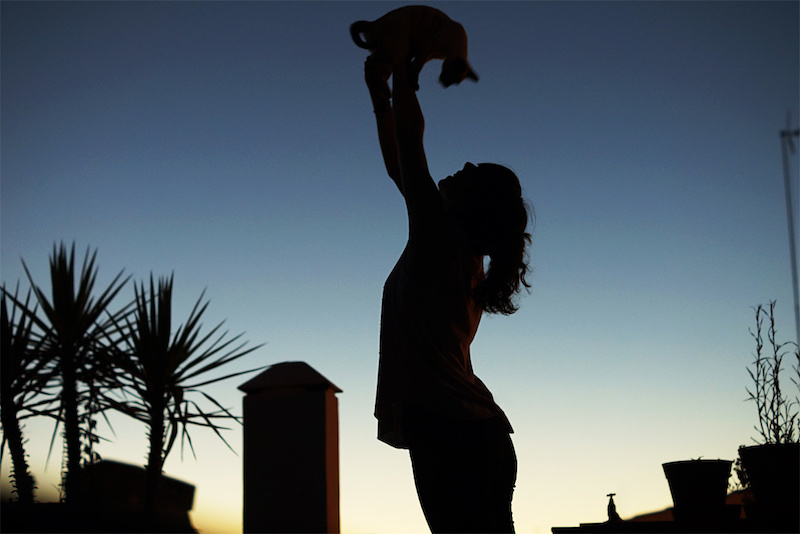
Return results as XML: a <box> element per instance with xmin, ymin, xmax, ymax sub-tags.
<box><xmin>466</xmin><ymin>164</ymin><xmax>533</xmax><ymax>315</ymax></box>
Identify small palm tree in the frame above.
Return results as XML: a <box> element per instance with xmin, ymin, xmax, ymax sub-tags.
<box><xmin>112</xmin><ymin>274</ymin><xmax>263</xmax><ymax>525</ymax></box>
<box><xmin>0</xmin><ymin>285</ymin><xmax>54</xmax><ymax>506</ymax></box>
<box><xmin>20</xmin><ymin>243</ymin><xmax>130</xmax><ymax>503</ymax></box>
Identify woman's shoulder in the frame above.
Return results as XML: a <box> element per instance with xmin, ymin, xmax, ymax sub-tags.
<box><xmin>404</xmin><ymin>221</ymin><xmax>480</xmax><ymax>287</ymax></box>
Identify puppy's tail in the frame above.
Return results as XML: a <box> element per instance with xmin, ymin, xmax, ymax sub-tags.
<box><xmin>350</xmin><ymin>21</ymin><xmax>370</xmax><ymax>49</ymax></box>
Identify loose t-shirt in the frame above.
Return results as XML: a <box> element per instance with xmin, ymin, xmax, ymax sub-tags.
<box><xmin>375</xmin><ymin>238</ymin><xmax>512</xmax><ymax>449</ymax></box>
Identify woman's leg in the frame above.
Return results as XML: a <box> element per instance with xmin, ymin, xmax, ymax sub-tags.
<box><xmin>405</xmin><ymin>408</ymin><xmax>516</xmax><ymax>533</ymax></box>
<box><xmin>481</xmin><ymin>430</ymin><xmax>517</xmax><ymax>533</ymax></box>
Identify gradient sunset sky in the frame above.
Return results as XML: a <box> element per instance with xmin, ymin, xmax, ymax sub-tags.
<box><xmin>2</xmin><ymin>2</ymin><xmax>798</xmax><ymax>533</ymax></box>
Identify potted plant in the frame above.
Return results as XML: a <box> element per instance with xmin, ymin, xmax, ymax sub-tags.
<box><xmin>1</xmin><ymin>244</ymin><xmax>264</xmax><ymax>533</ymax></box>
<box><xmin>738</xmin><ymin>301</ymin><xmax>799</xmax><ymax>532</ymax></box>
<box><xmin>17</xmin><ymin>243</ymin><xmax>131</xmax><ymax>505</ymax></box>
<box><xmin>106</xmin><ymin>274</ymin><xmax>264</xmax><ymax>530</ymax></box>
<box><xmin>662</xmin><ymin>458</ymin><xmax>733</xmax><ymax>524</ymax></box>
<box><xmin>1</xmin><ymin>244</ymin><xmax>132</xmax><ymax>531</ymax></box>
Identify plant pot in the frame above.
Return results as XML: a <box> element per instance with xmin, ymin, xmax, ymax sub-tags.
<box><xmin>3</xmin><ymin>461</ymin><xmax>196</xmax><ymax>533</ymax></box>
<box><xmin>738</xmin><ymin>443</ymin><xmax>800</xmax><ymax>532</ymax></box>
<box><xmin>662</xmin><ymin>459</ymin><xmax>732</xmax><ymax>525</ymax></box>
<box><xmin>79</xmin><ymin>460</ymin><xmax>196</xmax><ymax>532</ymax></box>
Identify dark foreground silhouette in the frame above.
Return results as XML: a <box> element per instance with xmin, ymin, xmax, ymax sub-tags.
<box><xmin>354</xmin><ymin>5</ymin><xmax>531</xmax><ymax>533</ymax></box>
<box><xmin>1</xmin><ymin>460</ymin><xmax>196</xmax><ymax>533</ymax></box>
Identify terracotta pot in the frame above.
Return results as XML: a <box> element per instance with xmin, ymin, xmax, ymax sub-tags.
<box><xmin>662</xmin><ymin>459</ymin><xmax>732</xmax><ymax>524</ymax></box>
<box><xmin>738</xmin><ymin>443</ymin><xmax>799</xmax><ymax>532</ymax></box>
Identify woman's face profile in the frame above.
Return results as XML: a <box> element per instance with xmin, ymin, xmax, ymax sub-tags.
<box><xmin>439</xmin><ymin>162</ymin><xmax>481</xmax><ymax>215</ymax></box>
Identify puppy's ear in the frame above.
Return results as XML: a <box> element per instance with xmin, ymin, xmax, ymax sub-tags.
<box><xmin>466</xmin><ymin>66</ymin><xmax>478</xmax><ymax>82</ymax></box>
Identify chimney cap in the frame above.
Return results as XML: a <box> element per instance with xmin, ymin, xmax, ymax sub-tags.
<box><xmin>238</xmin><ymin>361</ymin><xmax>342</xmax><ymax>394</ymax></box>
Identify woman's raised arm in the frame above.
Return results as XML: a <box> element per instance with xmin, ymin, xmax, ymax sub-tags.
<box><xmin>365</xmin><ymin>57</ymin><xmax>402</xmax><ymax>193</ymax></box>
<box><xmin>364</xmin><ymin>56</ymin><xmax>451</xmax><ymax>268</ymax></box>
<box><xmin>391</xmin><ymin>62</ymin><xmax>445</xmax><ymax>230</ymax></box>
<box><xmin>391</xmin><ymin>61</ymin><xmax>454</xmax><ymax>270</ymax></box>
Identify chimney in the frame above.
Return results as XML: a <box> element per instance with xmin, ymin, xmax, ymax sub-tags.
<box><xmin>239</xmin><ymin>361</ymin><xmax>342</xmax><ymax>533</ymax></box>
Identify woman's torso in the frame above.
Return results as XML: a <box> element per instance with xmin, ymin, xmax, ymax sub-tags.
<box><xmin>375</xmin><ymin>234</ymin><xmax>511</xmax><ymax>449</ymax></box>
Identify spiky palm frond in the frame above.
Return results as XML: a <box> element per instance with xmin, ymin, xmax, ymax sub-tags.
<box><xmin>1</xmin><ymin>285</ymin><xmax>58</xmax><ymax>411</ymax></box>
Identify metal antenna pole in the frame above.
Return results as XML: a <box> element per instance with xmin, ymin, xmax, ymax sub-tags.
<box><xmin>780</xmin><ymin>114</ymin><xmax>800</xmax><ymax>346</ymax></box>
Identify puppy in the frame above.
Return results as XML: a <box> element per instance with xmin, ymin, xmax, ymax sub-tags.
<box><xmin>351</xmin><ymin>5</ymin><xmax>478</xmax><ymax>89</ymax></box>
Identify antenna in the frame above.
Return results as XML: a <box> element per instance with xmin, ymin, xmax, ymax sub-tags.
<box><xmin>780</xmin><ymin>112</ymin><xmax>800</xmax><ymax>346</ymax></box>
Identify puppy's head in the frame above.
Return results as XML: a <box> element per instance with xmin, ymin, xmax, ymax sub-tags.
<box><xmin>439</xmin><ymin>57</ymin><xmax>479</xmax><ymax>87</ymax></box>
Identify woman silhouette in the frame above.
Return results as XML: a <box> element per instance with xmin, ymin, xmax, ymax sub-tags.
<box><xmin>365</xmin><ymin>55</ymin><xmax>532</xmax><ymax>533</ymax></box>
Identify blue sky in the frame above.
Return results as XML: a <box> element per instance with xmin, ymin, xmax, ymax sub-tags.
<box><xmin>2</xmin><ymin>2</ymin><xmax>798</xmax><ymax>533</ymax></box>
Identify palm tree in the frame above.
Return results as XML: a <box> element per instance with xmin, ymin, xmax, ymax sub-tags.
<box><xmin>0</xmin><ymin>285</ymin><xmax>54</xmax><ymax>506</ymax></box>
<box><xmin>21</xmin><ymin>243</ymin><xmax>130</xmax><ymax>503</ymax></box>
<box><xmin>112</xmin><ymin>274</ymin><xmax>263</xmax><ymax>525</ymax></box>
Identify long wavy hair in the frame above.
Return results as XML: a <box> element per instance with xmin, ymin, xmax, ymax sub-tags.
<box><xmin>462</xmin><ymin>164</ymin><xmax>532</xmax><ymax>315</ymax></box>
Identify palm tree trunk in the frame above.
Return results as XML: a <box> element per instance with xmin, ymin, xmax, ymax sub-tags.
<box><xmin>0</xmin><ymin>405</ymin><xmax>35</xmax><ymax>506</ymax></box>
<box><xmin>144</xmin><ymin>398</ymin><xmax>166</xmax><ymax>528</ymax></box>
<box><xmin>62</xmin><ymin>351</ymin><xmax>82</xmax><ymax>504</ymax></box>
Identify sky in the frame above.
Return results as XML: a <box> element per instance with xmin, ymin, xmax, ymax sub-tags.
<box><xmin>1</xmin><ymin>1</ymin><xmax>799</xmax><ymax>533</ymax></box>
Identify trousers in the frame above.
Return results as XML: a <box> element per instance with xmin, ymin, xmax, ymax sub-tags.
<box><xmin>404</xmin><ymin>405</ymin><xmax>517</xmax><ymax>533</ymax></box>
